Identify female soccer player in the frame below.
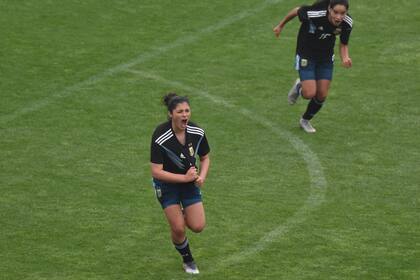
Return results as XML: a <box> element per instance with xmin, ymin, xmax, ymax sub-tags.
<box><xmin>150</xmin><ymin>93</ymin><xmax>210</xmax><ymax>274</ymax></box>
<box><xmin>273</xmin><ymin>0</ymin><xmax>353</xmax><ymax>133</ymax></box>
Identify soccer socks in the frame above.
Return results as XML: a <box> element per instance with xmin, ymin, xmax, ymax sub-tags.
<box><xmin>302</xmin><ymin>97</ymin><xmax>324</xmax><ymax>120</ymax></box>
<box><xmin>174</xmin><ymin>238</ymin><xmax>194</xmax><ymax>263</ymax></box>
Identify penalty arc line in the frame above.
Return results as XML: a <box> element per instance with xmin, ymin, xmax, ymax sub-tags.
<box><xmin>124</xmin><ymin>69</ymin><xmax>327</xmax><ymax>274</ymax></box>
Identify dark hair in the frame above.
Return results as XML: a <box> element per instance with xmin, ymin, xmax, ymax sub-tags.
<box><xmin>163</xmin><ymin>92</ymin><xmax>190</xmax><ymax>113</ymax></box>
<box><xmin>313</xmin><ymin>0</ymin><xmax>349</xmax><ymax>9</ymax></box>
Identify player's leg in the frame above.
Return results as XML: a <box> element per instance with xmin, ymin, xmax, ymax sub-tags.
<box><xmin>153</xmin><ymin>179</ymin><xmax>185</xmax><ymax>243</ymax></box>
<box><xmin>300</xmin><ymin>80</ymin><xmax>317</xmax><ymax>99</ymax></box>
<box><xmin>179</xmin><ymin>202</ymin><xmax>204</xmax><ymax>274</ymax></box>
<box><xmin>315</xmin><ymin>79</ymin><xmax>330</xmax><ymax>101</ymax></box>
<box><xmin>181</xmin><ymin>185</ymin><xmax>205</xmax><ymax>233</ymax></box>
<box><xmin>299</xmin><ymin>78</ymin><xmax>318</xmax><ymax>133</ymax></box>
<box><xmin>173</xmin><ymin>186</ymin><xmax>204</xmax><ymax>274</ymax></box>
<box><xmin>154</xmin><ymin>179</ymin><xmax>196</xmax><ymax>273</ymax></box>
<box><xmin>302</xmin><ymin>79</ymin><xmax>330</xmax><ymax>120</ymax></box>
<box><xmin>184</xmin><ymin>202</ymin><xmax>206</xmax><ymax>233</ymax></box>
<box><xmin>300</xmin><ymin>61</ymin><xmax>333</xmax><ymax>133</ymax></box>
<box><xmin>297</xmin><ymin>59</ymin><xmax>318</xmax><ymax>132</ymax></box>
<box><xmin>164</xmin><ymin>204</ymin><xmax>198</xmax><ymax>274</ymax></box>
<box><xmin>163</xmin><ymin>204</ymin><xmax>186</xmax><ymax>244</ymax></box>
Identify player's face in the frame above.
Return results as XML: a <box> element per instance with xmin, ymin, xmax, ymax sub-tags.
<box><xmin>328</xmin><ymin>4</ymin><xmax>347</xmax><ymax>26</ymax></box>
<box><xmin>170</xmin><ymin>102</ymin><xmax>191</xmax><ymax>132</ymax></box>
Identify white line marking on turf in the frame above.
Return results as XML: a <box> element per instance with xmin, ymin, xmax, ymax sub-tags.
<box><xmin>125</xmin><ymin>69</ymin><xmax>327</xmax><ymax>274</ymax></box>
<box><xmin>0</xmin><ymin>0</ymin><xmax>285</xmax><ymax>126</ymax></box>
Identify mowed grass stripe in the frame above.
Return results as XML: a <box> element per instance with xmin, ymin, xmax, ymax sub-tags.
<box><xmin>0</xmin><ymin>0</ymin><xmax>285</xmax><ymax>126</ymax></box>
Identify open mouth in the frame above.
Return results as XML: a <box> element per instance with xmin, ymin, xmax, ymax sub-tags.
<box><xmin>181</xmin><ymin>119</ymin><xmax>188</xmax><ymax>126</ymax></box>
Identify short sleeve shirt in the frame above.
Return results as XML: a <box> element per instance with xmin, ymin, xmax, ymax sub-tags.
<box><xmin>151</xmin><ymin>120</ymin><xmax>210</xmax><ymax>182</ymax></box>
<box><xmin>296</xmin><ymin>4</ymin><xmax>353</xmax><ymax>62</ymax></box>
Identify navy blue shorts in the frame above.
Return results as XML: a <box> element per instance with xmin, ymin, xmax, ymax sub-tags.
<box><xmin>152</xmin><ymin>179</ymin><xmax>202</xmax><ymax>209</ymax></box>
<box><xmin>295</xmin><ymin>55</ymin><xmax>334</xmax><ymax>81</ymax></box>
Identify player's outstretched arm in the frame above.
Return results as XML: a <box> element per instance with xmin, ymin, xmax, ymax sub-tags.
<box><xmin>273</xmin><ymin>7</ymin><xmax>300</xmax><ymax>38</ymax></box>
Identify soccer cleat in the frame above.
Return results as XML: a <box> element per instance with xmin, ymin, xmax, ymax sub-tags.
<box><xmin>183</xmin><ymin>261</ymin><xmax>199</xmax><ymax>275</ymax></box>
<box><xmin>288</xmin><ymin>78</ymin><xmax>301</xmax><ymax>105</ymax></box>
<box><xmin>300</xmin><ymin>118</ymin><xmax>316</xmax><ymax>133</ymax></box>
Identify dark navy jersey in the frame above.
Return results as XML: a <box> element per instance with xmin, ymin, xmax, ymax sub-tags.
<box><xmin>296</xmin><ymin>4</ymin><xmax>353</xmax><ymax>62</ymax></box>
<box><xmin>150</xmin><ymin>120</ymin><xmax>210</xmax><ymax>178</ymax></box>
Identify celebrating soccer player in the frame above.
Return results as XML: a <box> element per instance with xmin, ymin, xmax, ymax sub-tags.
<box><xmin>150</xmin><ymin>93</ymin><xmax>210</xmax><ymax>274</ymax></box>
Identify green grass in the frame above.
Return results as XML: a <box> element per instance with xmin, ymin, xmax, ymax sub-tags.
<box><xmin>1</xmin><ymin>0</ymin><xmax>419</xmax><ymax>279</ymax></box>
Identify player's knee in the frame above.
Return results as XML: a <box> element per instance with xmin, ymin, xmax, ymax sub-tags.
<box><xmin>171</xmin><ymin>224</ymin><xmax>186</xmax><ymax>238</ymax></box>
<box><xmin>302</xmin><ymin>91</ymin><xmax>316</xmax><ymax>99</ymax></box>
<box><xmin>301</xmin><ymin>88</ymin><xmax>316</xmax><ymax>99</ymax></box>
<box><xmin>188</xmin><ymin>222</ymin><xmax>206</xmax><ymax>233</ymax></box>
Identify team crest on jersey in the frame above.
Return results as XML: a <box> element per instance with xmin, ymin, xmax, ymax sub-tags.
<box><xmin>333</xmin><ymin>28</ymin><xmax>342</xmax><ymax>35</ymax></box>
<box><xmin>189</xmin><ymin>146</ymin><xmax>194</xmax><ymax>156</ymax></box>
<box><xmin>187</xmin><ymin>143</ymin><xmax>194</xmax><ymax>156</ymax></box>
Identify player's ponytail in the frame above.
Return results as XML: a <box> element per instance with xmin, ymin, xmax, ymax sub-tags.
<box><xmin>163</xmin><ymin>92</ymin><xmax>190</xmax><ymax>113</ymax></box>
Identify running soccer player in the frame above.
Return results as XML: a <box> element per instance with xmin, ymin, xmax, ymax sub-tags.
<box><xmin>150</xmin><ymin>93</ymin><xmax>210</xmax><ymax>275</ymax></box>
<box><xmin>273</xmin><ymin>0</ymin><xmax>353</xmax><ymax>133</ymax></box>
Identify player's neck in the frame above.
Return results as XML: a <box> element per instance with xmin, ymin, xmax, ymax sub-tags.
<box><xmin>173</xmin><ymin>126</ymin><xmax>186</xmax><ymax>145</ymax></box>
<box><xmin>175</xmin><ymin>131</ymin><xmax>186</xmax><ymax>146</ymax></box>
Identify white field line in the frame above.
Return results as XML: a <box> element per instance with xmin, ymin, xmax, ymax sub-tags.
<box><xmin>0</xmin><ymin>0</ymin><xmax>285</xmax><ymax>126</ymax></box>
<box><xmin>125</xmin><ymin>69</ymin><xmax>327</xmax><ymax>274</ymax></box>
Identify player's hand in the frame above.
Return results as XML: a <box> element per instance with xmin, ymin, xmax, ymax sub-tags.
<box><xmin>195</xmin><ymin>176</ymin><xmax>205</xmax><ymax>187</ymax></box>
<box><xmin>342</xmin><ymin>57</ymin><xmax>352</xmax><ymax>68</ymax></box>
<box><xmin>273</xmin><ymin>24</ymin><xmax>283</xmax><ymax>38</ymax></box>
<box><xmin>185</xmin><ymin>166</ymin><xmax>198</xmax><ymax>182</ymax></box>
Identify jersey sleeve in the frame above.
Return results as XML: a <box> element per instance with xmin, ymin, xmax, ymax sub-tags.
<box><xmin>339</xmin><ymin>23</ymin><xmax>352</xmax><ymax>44</ymax></box>
<box><xmin>297</xmin><ymin>5</ymin><xmax>310</xmax><ymax>22</ymax></box>
<box><xmin>150</xmin><ymin>135</ymin><xmax>164</xmax><ymax>164</ymax></box>
<box><xmin>339</xmin><ymin>15</ymin><xmax>353</xmax><ymax>45</ymax></box>
<box><xmin>197</xmin><ymin>134</ymin><xmax>210</xmax><ymax>157</ymax></box>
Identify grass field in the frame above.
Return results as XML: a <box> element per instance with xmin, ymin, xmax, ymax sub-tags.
<box><xmin>1</xmin><ymin>0</ymin><xmax>419</xmax><ymax>279</ymax></box>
